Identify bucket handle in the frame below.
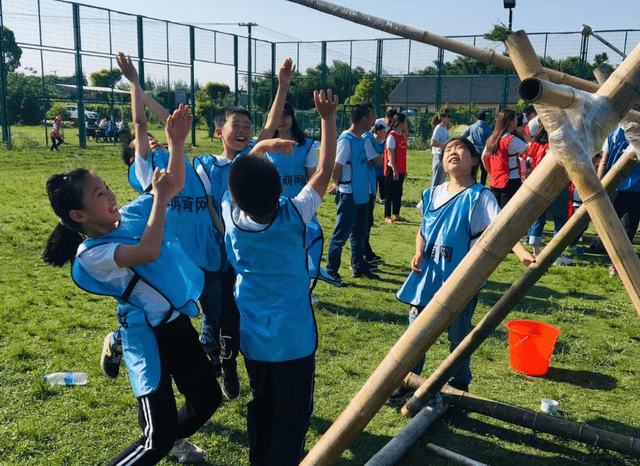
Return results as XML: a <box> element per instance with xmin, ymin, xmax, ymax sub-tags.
<box><xmin>509</xmin><ymin>335</ymin><xmax>530</xmax><ymax>350</ymax></box>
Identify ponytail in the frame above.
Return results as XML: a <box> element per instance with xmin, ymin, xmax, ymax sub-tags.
<box><xmin>42</xmin><ymin>169</ymin><xmax>90</xmax><ymax>267</ymax></box>
<box><xmin>42</xmin><ymin>222</ymin><xmax>84</xmax><ymax>267</ymax></box>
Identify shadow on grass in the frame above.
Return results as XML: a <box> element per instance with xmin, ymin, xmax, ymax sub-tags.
<box><xmin>586</xmin><ymin>417</ymin><xmax>640</xmax><ymax>441</ymax></box>
<box><xmin>318</xmin><ymin>301</ymin><xmax>406</xmax><ymax>325</ymax></box>
<box><xmin>309</xmin><ymin>415</ymin><xmax>395</xmax><ymax>466</ymax></box>
<box><xmin>482</xmin><ymin>280</ymin><xmax>604</xmax><ymax>314</ymax></box>
<box><xmin>543</xmin><ymin>367</ymin><xmax>617</xmax><ymax>391</ymax></box>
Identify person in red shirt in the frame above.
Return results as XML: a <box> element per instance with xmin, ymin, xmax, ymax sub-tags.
<box><xmin>384</xmin><ymin>113</ymin><xmax>408</xmax><ymax>223</ymax></box>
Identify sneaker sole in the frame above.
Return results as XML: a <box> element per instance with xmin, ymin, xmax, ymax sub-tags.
<box><xmin>100</xmin><ymin>333</ymin><xmax>120</xmax><ymax>379</ymax></box>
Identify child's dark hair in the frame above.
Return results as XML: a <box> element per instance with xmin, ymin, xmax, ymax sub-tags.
<box><xmin>120</xmin><ymin>130</ymin><xmax>135</xmax><ymax>166</ymax></box>
<box><xmin>390</xmin><ymin>113</ymin><xmax>407</xmax><ymax>131</ymax></box>
<box><xmin>485</xmin><ymin>109</ymin><xmax>516</xmax><ymax>154</ymax></box>
<box><xmin>350</xmin><ymin>103</ymin><xmax>371</xmax><ymax>125</ymax></box>
<box><xmin>215</xmin><ymin>106</ymin><xmax>252</xmax><ymax>130</ymax></box>
<box><xmin>386</xmin><ymin>108</ymin><xmax>397</xmax><ymax>121</ymax></box>
<box><xmin>274</xmin><ymin>102</ymin><xmax>306</xmax><ymax>146</ymax></box>
<box><xmin>431</xmin><ymin>108</ymin><xmax>451</xmax><ymax>127</ymax></box>
<box><xmin>228</xmin><ymin>155</ymin><xmax>282</xmax><ymax>218</ymax></box>
<box><xmin>42</xmin><ymin>168</ymin><xmax>91</xmax><ymax>267</ymax></box>
<box><xmin>524</xmin><ymin>105</ymin><xmax>537</xmax><ymax>120</ymax></box>
<box><xmin>373</xmin><ymin>123</ymin><xmax>386</xmax><ymax>133</ymax></box>
<box><xmin>442</xmin><ymin>138</ymin><xmax>481</xmax><ymax>178</ymax></box>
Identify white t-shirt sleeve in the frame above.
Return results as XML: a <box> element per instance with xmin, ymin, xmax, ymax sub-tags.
<box><xmin>79</xmin><ymin>243</ymin><xmax>129</xmax><ymax>282</ymax></box>
<box><xmin>508</xmin><ymin>135</ymin><xmax>528</xmax><ymax>154</ymax></box>
<box><xmin>305</xmin><ymin>142</ymin><xmax>319</xmax><ymax>168</ymax></box>
<box><xmin>470</xmin><ymin>189</ymin><xmax>500</xmax><ymax>238</ymax></box>
<box><xmin>364</xmin><ymin>136</ymin><xmax>380</xmax><ymax>161</ymax></box>
<box><xmin>602</xmin><ymin>138</ymin><xmax>610</xmax><ymax>154</ymax></box>
<box><xmin>335</xmin><ymin>138</ymin><xmax>350</xmax><ymax>166</ymax></box>
<box><xmin>433</xmin><ymin>126</ymin><xmax>450</xmax><ymax>144</ymax></box>
<box><xmin>291</xmin><ymin>185</ymin><xmax>322</xmax><ymax>224</ymax></box>
<box><xmin>386</xmin><ymin>134</ymin><xmax>396</xmax><ymax>150</ymax></box>
<box><xmin>134</xmin><ymin>152</ymin><xmax>154</xmax><ymax>191</ymax></box>
<box><xmin>196</xmin><ymin>163</ymin><xmax>212</xmax><ymax>196</ymax></box>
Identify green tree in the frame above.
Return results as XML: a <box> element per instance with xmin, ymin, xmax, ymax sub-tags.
<box><xmin>89</xmin><ymin>68</ymin><xmax>123</xmax><ymax>88</ymax></box>
<box><xmin>2</xmin><ymin>26</ymin><xmax>22</xmax><ymax>72</ymax></box>
<box><xmin>195</xmin><ymin>82</ymin><xmax>231</xmax><ymax>135</ymax></box>
<box><xmin>350</xmin><ymin>72</ymin><xmax>401</xmax><ymax>108</ymax></box>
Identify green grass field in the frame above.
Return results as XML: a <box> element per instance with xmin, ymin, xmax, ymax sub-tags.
<box><xmin>1</xmin><ymin>127</ymin><xmax>639</xmax><ymax>465</ymax></box>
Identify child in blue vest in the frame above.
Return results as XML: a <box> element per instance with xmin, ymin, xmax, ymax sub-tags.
<box><xmin>191</xmin><ymin>58</ymin><xmax>296</xmax><ymax>398</ymax></box>
<box><xmin>393</xmin><ymin>138</ymin><xmax>534</xmax><ymax>399</ymax></box>
<box><xmin>42</xmin><ymin>105</ymin><xmax>221</xmax><ymax>465</ymax></box>
<box><xmin>221</xmin><ymin>89</ymin><xmax>338</xmax><ymax>466</ymax></box>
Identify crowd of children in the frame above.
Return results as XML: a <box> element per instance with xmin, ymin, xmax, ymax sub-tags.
<box><xmin>43</xmin><ymin>51</ymin><xmax>626</xmax><ymax>465</ymax></box>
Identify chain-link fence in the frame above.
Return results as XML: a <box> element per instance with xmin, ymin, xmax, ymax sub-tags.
<box><xmin>1</xmin><ymin>0</ymin><xmax>638</xmax><ymax>148</ymax></box>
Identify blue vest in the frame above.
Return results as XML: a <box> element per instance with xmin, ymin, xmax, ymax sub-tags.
<box><xmin>362</xmin><ymin>131</ymin><xmax>384</xmax><ymax>196</ymax></box>
<box><xmin>71</xmin><ymin>195</ymin><xmax>203</xmax><ymax>396</ymax></box>
<box><xmin>397</xmin><ymin>184</ymin><xmax>485</xmax><ymax>306</ymax></box>
<box><xmin>194</xmin><ymin>154</ymin><xmax>233</xmax><ymax>219</ymax></box>
<box><xmin>338</xmin><ymin>132</ymin><xmax>370</xmax><ymax>204</ymax></box>
<box><xmin>222</xmin><ymin>193</ymin><xmax>317</xmax><ymax>362</ymax></box>
<box><xmin>604</xmin><ymin>127</ymin><xmax>640</xmax><ymax>192</ymax></box>
<box><xmin>128</xmin><ymin>151</ymin><xmax>221</xmax><ymax>272</ymax></box>
<box><xmin>264</xmin><ymin>137</ymin><xmax>316</xmax><ymax>198</ymax></box>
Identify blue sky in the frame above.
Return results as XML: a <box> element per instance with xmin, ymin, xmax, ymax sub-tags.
<box><xmin>9</xmin><ymin>0</ymin><xmax>640</xmax><ymax>88</ymax></box>
<box><xmin>74</xmin><ymin>0</ymin><xmax>640</xmax><ymax>42</ymax></box>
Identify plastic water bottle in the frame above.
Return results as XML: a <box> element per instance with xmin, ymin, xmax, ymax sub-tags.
<box><xmin>43</xmin><ymin>372</ymin><xmax>88</xmax><ymax>386</ymax></box>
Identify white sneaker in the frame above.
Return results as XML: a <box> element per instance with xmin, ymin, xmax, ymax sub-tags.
<box><xmin>554</xmin><ymin>254</ymin><xmax>573</xmax><ymax>266</ymax></box>
<box><xmin>169</xmin><ymin>438</ymin><xmax>205</xmax><ymax>464</ymax></box>
<box><xmin>311</xmin><ymin>294</ymin><xmax>320</xmax><ymax>306</ymax></box>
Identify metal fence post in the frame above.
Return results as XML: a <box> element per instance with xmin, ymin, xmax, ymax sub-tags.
<box><xmin>0</xmin><ymin>0</ymin><xmax>11</xmax><ymax>144</ymax></box>
<box><xmin>320</xmin><ymin>41</ymin><xmax>327</xmax><ymax>90</ymax></box>
<box><xmin>190</xmin><ymin>25</ymin><xmax>196</xmax><ymax>147</ymax></box>
<box><xmin>72</xmin><ymin>3</ymin><xmax>85</xmax><ymax>148</ymax></box>
<box><xmin>435</xmin><ymin>47</ymin><xmax>444</xmax><ymax>110</ymax></box>
<box><xmin>375</xmin><ymin>39</ymin><xmax>382</xmax><ymax>115</ymax></box>
<box><xmin>234</xmin><ymin>35</ymin><xmax>239</xmax><ymax>106</ymax></box>
<box><xmin>271</xmin><ymin>42</ymin><xmax>276</xmax><ymax>102</ymax></box>
<box><xmin>579</xmin><ymin>32</ymin><xmax>589</xmax><ymax>79</ymax></box>
<box><xmin>137</xmin><ymin>16</ymin><xmax>145</xmax><ymax>89</ymax></box>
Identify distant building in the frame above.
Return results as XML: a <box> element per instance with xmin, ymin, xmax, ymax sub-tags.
<box><xmin>387</xmin><ymin>74</ymin><xmax>522</xmax><ymax>114</ymax></box>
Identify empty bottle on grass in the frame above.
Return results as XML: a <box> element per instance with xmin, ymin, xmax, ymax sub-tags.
<box><xmin>43</xmin><ymin>372</ymin><xmax>87</xmax><ymax>386</ymax></box>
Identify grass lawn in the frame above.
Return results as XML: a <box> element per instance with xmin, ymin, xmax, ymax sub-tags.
<box><xmin>1</xmin><ymin>126</ymin><xmax>639</xmax><ymax>465</ymax></box>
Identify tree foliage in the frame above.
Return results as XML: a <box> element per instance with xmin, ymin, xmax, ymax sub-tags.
<box><xmin>2</xmin><ymin>26</ymin><xmax>22</xmax><ymax>72</ymax></box>
<box><xmin>89</xmin><ymin>68</ymin><xmax>123</xmax><ymax>88</ymax></box>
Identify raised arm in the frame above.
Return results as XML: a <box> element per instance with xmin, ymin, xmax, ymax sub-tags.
<box><xmin>256</xmin><ymin>58</ymin><xmax>296</xmax><ymax>142</ymax></box>
<box><xmin>116</xmin><ymin>53</ymin><xmax>151</xmax><ymax>160</ymax></box>
<box><xmin>112</xmin><ymin>105</ymin><xmax>191</xmax><ymax>268</ymax></box>
<box><xmin>307</xmin><ymin>89</ymin><xmax>338</xmax><ymax>199</ymax></box>
<box><xmin>143</xmin><ymin>93</ymin><xmax>171</xmax><ymax>127</ymax></box>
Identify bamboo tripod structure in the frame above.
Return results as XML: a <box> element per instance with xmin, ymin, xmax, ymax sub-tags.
<box><xmin>283</xmin><ymin>2</ymin><xmax>640</xmax><ymax>465</ymax></box>
<box><xmin>401</xmin><ymin>35</ymin><xmax>640</xmax><ymax>418</ymax></box>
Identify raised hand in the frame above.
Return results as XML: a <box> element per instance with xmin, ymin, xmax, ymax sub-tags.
<box><xmin>165</xmin><ymin>104</ymin><xmax>192</xmax><ymax>146</ymax></box>
<box><xmin>314</xmin><ymin>89</ymin><xmax>339</xmax><ymax>120</ymax></box>
<box><xmin>151</xmin><ymin>167</ymin><xmax>180</xmax><ymax>202</ymax></box>
<box><xmin>252</xmin><ymin>138</ymin><xmax>298</xmax><ymax>158</ymax></box>
<box><xmin>115</xmin><ymin>53</ymin><xmax>139</xmax><ymax>84</ymax></box>
<box><xmin>278</xmin><ymin>58</ymin><xmax>296</xmax><ymax>86</ymax></box>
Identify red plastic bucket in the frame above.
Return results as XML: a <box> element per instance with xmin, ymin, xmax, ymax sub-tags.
<box><xmin>506</xmin><ymin>320</ymin><xmax>561</xmax><ymax>376</ymax></box>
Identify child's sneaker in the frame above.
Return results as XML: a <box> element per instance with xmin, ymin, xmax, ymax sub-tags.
<box><xmin>221</xmin><ymin>360</ymin><xmax>240</xmax><ymax>400</ymax></box>
<box><xmin>388</xmin><ymin>386</ymin><xmax>413</xmax><ymax>402</ymax></box>
<box><xmin>553</xmin><ymin>254</ymin><xmax>572</xmax><ymax>266</ymax></box>
<box><xmin>169</xmin><ymin>438</ymin><xmax>205</xmax><ymax>464</ymax></box>
<box><xmin>100</xmin><ymin>332</ymin><xmax>122</xmax><ymax>379</ymax></box>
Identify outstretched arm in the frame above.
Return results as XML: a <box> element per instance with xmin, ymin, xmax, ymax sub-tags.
<box><xmin>143</xmin><ymin>93</ymin><xmax>171</xmax><ymax>127</ymax></box>
<box><xmin>116</xmin><ymin>53</ymin><xmax>151</xmax><ymax>160</ymax></box>
<box><xmin>256</xmin><ymin>58</ymin><xmax>296</xmax><ymax>142</ymax></box>
<box><xmin>112</xmin><ymin>105</ymin><xmax>192</xmax><ymax>268</ymax></box>
<box><xmin>307</xmin><ymin>89</ymin><xmax>338</xmax><ymax>199</ymax></box>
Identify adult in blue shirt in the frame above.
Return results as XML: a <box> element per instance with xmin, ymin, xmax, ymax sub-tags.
<box><xmin>461</xmin><ymin>110</ymin><xmax>493</xmax><ymax>185</ymax></box>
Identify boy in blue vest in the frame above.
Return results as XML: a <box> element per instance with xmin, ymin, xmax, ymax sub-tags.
<box><xmin>222</xmin><ymin>89</ymin><xmax>338</xmax><ymax>466</ymax></box>
<box><xmin>325</xmin><ymin>102</ymin><xmax>379</xmax><ymax>285</ymax></box>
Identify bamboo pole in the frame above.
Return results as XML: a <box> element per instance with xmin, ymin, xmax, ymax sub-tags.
<box><xmin>286</xmin><ymin>0</ymin><xmax>640</xmax><ymax>125</ymax></box>
<box><xmin>300</xmin><ymin>33</ymin><xmax>640</xmax><ymax>466</ymax></box>
<box><xmin>364</xmin><ymin>401</ymin><xmax>448</xmax><ymax>466</ymax></box>
<box><xmin>402</xmin><ymin>145</ymin><xmax>640</xmax><ymax>418</ymax></box>
<box><xmin>506</xmin><ymin>31</ymin><xmax>640</xmax><ymax>313</ymax></box>
<box><xmin>424</xmin><ymin>444</ymin><xmax>490</xmax><ymax>466</ymax></box>
<box><xmin>403</xmin><ymin>377</ymin><xmax>640</xmax><ymax>458</ymax></box>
